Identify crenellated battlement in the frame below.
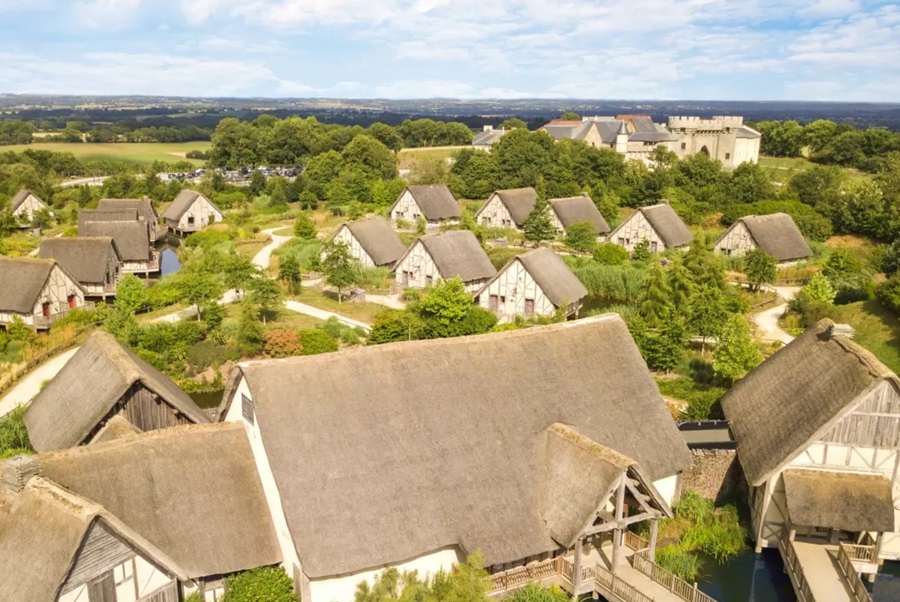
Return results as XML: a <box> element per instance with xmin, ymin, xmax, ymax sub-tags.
<box><xmin>667</xmin><ymin>115</ymin><xmax>744</xmax><ymax>131</ymax></box>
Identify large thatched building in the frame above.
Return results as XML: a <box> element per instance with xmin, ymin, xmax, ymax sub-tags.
<box><xmin>331</xmin><ymin>217</ymin><xmax>407</xmax><ymax>268</ymax></box>
<box><xmin>38</xmin><ymin>237</ymin><xmax>121</xmax><ymax>298</ymax></box>
<box><xmin>25</xmin><ymin>331</ymin><xmax>210</xmax><ymax>452</ymax></box>
<box><xmin>0</xmin><ymin>256</ymin><xmax>86</xmax><ymax>330</ymax></box>
<box><xmin>97</xmin><ymin>198</ymin><xmax>162</xmax><ymax>242</ymax></box>
<box><xmin>163</xmin><ymin>190</ymin><xmax>223</xmax><ymax>235</ymax></box>
<box><xmin>474</xmin><ymin>188</ymin><xmax>537</xmax><ymax>229</ymax></box>
<box><xmin>389</xmin><ymin>185</ymin><xmax>460</xmax><ymax>228</ymax></box>
<box><xmin>609</xmin><ymin>203</ymin><xmax>692</xmax><ymax>253</ymax></box>
<box><xmin>475</xmin><ymin>248</ymin><xmax>588</xmax><ymax>322</ymax></box>
<box><xmin>79</xmin><ymin>220</ymin><xmax>159</xmax><ymax>275</ymax></box>
<box><xmin>393</xmin><ymin>229</ymin><xmax>496</xmax><ymax>292</ymax></box>
<box><xmin>0</xmin><ymin>423</ymin><xmax>281</xmax><ymax>601</ymax></box>
<box><xmin>722</xmin><ymin>319</ymin><xmax>900</xmax><ymax>560</ymax></box>
<box><xmin>714</xmin><ymin>213</ymin><xmax>811</xmax><ymax>263</ymax></box>
<box><xmin>217</xmin><ymin>315</ymin><xmax>691</xmax><ymax>602</ymax></box>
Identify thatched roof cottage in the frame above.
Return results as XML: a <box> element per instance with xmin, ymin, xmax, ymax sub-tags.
<box><xmin>78</xmin><ymin>208</ymin><xmax>140</xmax><ymax>231</ymax></box>
<box><xmin>25</xmin><ymin>331</ymin><xmax>210</xmax><ymax>452</ymax></box>
<box><xmin>609</xmin><ymin>203</ymin><xmax>692</xmax><ymax>253</ymax></box>
<box><xmin>97</xmin><ymin>198</ymin><xmax>162</xmax><ymax>242</ymax></box>
<box><xmin>10</xmin><ymin>189</ymin><xmax>50</xmax><ymax>225</ymax></box>
<box><xmin>38</xmin><ymin>237</ymin><xmax>121</xmax><ymax>298</ymax></box>
<box><xmin>389</xmin><ymin>185</ymin><xmax>460</xmax><ymax>228</ymax></box>
<box><xmin>0</xmin><ymin>256</ymin><xmax>87</xmax><ymax>330</ymax></box>
<box><xmin>714</xmin><ymin>213</ymin><xmax>811</xmax><ymax>263</ymax></box>
<box><xmin>79</xmin><ymin>220</ymin><xmax>159</xmax><ymax>274</ymax></box>
<box><xmin>722</xmin><ymin>320</ymin><xmax>900</xmax><ymax>560</ymax></box>
<box><xmin>474</xmin><ymin>188</ymin><xmax>538</xmax><ymax>229</ymax></box>
<box><xmin>475</xmin><ymin>248</ymin><xmax>588</xmax><ymax>322</ymax></box>
<box><xmin>217</xmin><ymin>315</ymin><xmax>691</xmax><ymax>602</ymax></box>
<box><xmin>0</xmin><ymin>423</ymin><xmax>282</xmax><ymax>601</ymax></box>
<box><xmin>548</xmin><ymin>196</ymin><xmax>611</xmax><ymax>238</ymax></box>
<box><xmin>331</xmin><ymin>217</ymin><xmax>407</xmax><ymax>268</ymax></box>
<box><xmin>393</xmin><ymin>229</ymin><xmax>496</xmax><ymax>292</ymax></box>
<box><xmin>163</xmin><ymin>190</ymin><xmax>223</xmax><ymax>235</ymax></box>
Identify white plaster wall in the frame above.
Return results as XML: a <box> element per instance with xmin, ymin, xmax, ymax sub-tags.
<box><xmin>135</xmin><ymin>556</ymin><xmax>173</xmax><ymax>598</ymax></box>
<box><xmin>475</xmin><ymin>260</ymin><xmax>555</xmax><ymax>322</ymax></box>
<box><xmin>652</xmin><ymin>475</ymin><xmax>680</xmax><ymax>510</ymax></box>
<box><xmin>394</xmin><ymin>241</ymin><xmax>440</xmax><ymax>289</ymax></box>
<box><xmin>714</xmin><ymin>221</ymin><xmax>756</xmax><ymax>258</ymax></box>
<box><xmin>333</xmin><ymin>225</ymin><xmax>375</xmax><ymax>267</ymax></box>
<box><xmin>548</xmin><ymin>207</ymin><xmax>565</xmax><ymax>236</ymax></box>
<box><xmin>610</xmin><ymin>212</ymin><xmax>665</xmax><ymax>253</ymax></box>
<box><xmin>733</xmin><ymin>137</ymin><xmax>760</xmax><ymax>166</ymax></box>
<box><xmin>177</xmin><ymin>196</ymin><xmax>223</xmax><ymax>230</ymax></box>
<box><xmin>390</xmin><ymin>191</ymin><xmax>423</xmax><ymax>224</ymax></box>
<box><xmin>59</xmin><ymin>584</ymin><xmax>88</xmax><ymax>602</ymax></box>
<box><xmin>309</xmin><ymin>547</ymin><xmax>464</xmax><ymax>602</ymax></box>
<box><xmin>475</xmin><ymin>195</ymin><xmax>515</xmax><ymax>228</ymax></box>
<box><xmin>13</xmin><ymin>194</ymin><xmax>47</xmax><ymax>222</ymax></box>
<box><xmin>122</xmin><ymin>261</ymin><xmax>152</xmax><ymax>273</ymax></box>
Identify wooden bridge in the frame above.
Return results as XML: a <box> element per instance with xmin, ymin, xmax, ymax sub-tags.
<box><xmin>777</xmin><ymin>527</ymin><xmax>878</xmax><ymax>602</ymax></box>
<box><xmin>489</xmin><ymin>532</ymin><xmax>717</xmax><ymax>602</ymax></box>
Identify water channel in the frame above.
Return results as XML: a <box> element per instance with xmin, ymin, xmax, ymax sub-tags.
<box><xmin>156</xmin><ymin>233</ymin><xmax>182</xmax><ymax>277</ymax></box>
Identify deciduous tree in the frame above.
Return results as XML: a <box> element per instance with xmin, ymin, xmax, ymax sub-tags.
<box><xmin>713</xmin><ymin>314</ymin><xmax>761</xmax><ymax>383</ymax></box>
<box><xmin>321</xmin><ymin>239</ymin><xmax>357</xmax><ymax>303</ymax></box>
<box><xmin>744</xmin><ymin>248</ymin><xmax>777</xmax><ymax>292</ymax></box>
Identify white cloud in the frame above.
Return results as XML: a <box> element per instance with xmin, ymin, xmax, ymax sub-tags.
<box><xmin>73</xmin><ymin>0</ymin><xmax>145</xmax><ymax>28</ymax></box>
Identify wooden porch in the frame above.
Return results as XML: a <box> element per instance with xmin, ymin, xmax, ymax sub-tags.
<box><xmin>489</xmin><ymin>531</ymin><xmax>718</xmax><ymax>602</ymax></box>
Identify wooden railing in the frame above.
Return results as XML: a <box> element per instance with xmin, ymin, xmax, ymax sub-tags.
<box><xmin>489</xmin><ymin>557</ymin><xmax>562</xmax><ymax>592</ymax></box>
<box><xmin>624</xmin><ymin>530</ymin><xmax>649</xmax><ymax>552</ymax></box>
<box><xmin>563</xmin><ymin>558</ymin><xmax>654</xmax><ymax>602</ymax></box>
<box><xmin>778</xmin><ymin>530</ymin><xmax>815</xmax><ymax>602</ymax></box>
<box><xmin>837</xmin><ymin>544</ymin><xmax>874</xmax><ymax>602</ymax></box>
<box><xmin>633</xmin><ymin>552</ymin><xmax>716</xmax><ymax>602</ymax></box>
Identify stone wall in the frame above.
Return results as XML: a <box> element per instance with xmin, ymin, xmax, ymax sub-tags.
<box><xmin>681</xmin><ymin>449</ymin><xmax>747</xmax><ymax>505</ymax></box>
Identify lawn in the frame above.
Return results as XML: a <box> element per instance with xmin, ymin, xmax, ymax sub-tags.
<box><xmin>290</xmin><ymin>288</ymin><xmax>387</xmax><ymax>324</ymax></box>
<box><xmin>397</xmin><ymin>145</ymin><xmax>466</xmax><ymax>169</ymax></box>
<box><xmin>223</xmin><ymin>303</ymin><xmax>323</xmax><ymax>331</ymax></box>
<box><xmin>826</xmin><ymin>301</ymin><xmax>900</xmax><ymax>374</ymax></box>
<box><xmin>3</xmin><ymin>141</ymin><xmax>211</xmax><ymax>166</ymax></box>
<box><xmin>758</xmin><ymin>155</ymin><xmax>869</xmax><ymax>185</ymax></box>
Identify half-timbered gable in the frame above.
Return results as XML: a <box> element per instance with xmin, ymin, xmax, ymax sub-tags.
<box><xmin>217</xmin><ymin>316</ymin><xmax>691</xmax><ymax>602</ymax></box>
<box><xmin>332</xmin><ymin>217</ymin><xmax>406</xmax><ymax>268</ymax></box>
<box><xmin>98</xmin><ymin>198</ymin><xmax>162</xmax><ymax>242</ymax></box>
<box><xmin>474</xmin><ymin>188</ymin><xmax>537</xmax><ymax>229</ymax></box>
<box><xmin>393</xmin><ymin>230</ymin><xmax>495</xmax><ymax>293</ymax></box>
<box><xmin>0</xmin><ymin>257</ymin><xmax>86</xmax><ymax>329</ymax></box>
<box><xmin>11</xmin><ymin>189</ymin><xmax>50</xmax><ymax>225</ymax></box>
<box><xmin>723</xmin><ymin>320</ymin><xmax>900</xmax><ymax>559</ymax></box>
<box><xmin>38</xmin><ymin>237</ymin><xmax>121</xmax><ymax>298</ymax></box>
<box><xmin>25</xmin><ymin>331</ymin><xmax>210</xmax><ymax>452</ymax></box>
<box><xmin>163</xmin><ymin>190</ymin><xmax>223</xmax><ymax>235</ymax></box>
<box><xmin>548</xmin><ymin>196</ymin><xmax>610</xmax><ymax>239</ymax></box>
<box><xmin>714</xmin><ymin>213</ymin><xmax>811</xmax><ymax>263</ymax></box>
<box><xmin>476</xmin><ymin>248</ymin><xmax>587</xmax><ymax>322</ymax></box>
<box><xmin>389</xmin><ymin>185</ymin><xmax>460</xmax><ymax>228</ymax></box>
<box><xmin>609</xmin><ymin>203</ymin><xmax>691</xmax><ymax>253</ymax></box>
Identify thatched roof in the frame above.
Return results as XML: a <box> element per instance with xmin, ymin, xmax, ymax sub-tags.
<box><xmin>90</xmin><ymin>415</ymin><xmax>142</xmax><ymax>445</ymax></box>
<box><xmin>0</xmin><ymin>256</ymin><xmax>56</xmax><ymax>313</ymax></box>
<box><xmin>479</xmin><ymin>248</ymin><xmax>587</xmax><ymax>308</ymax></box>
<box><xmin>38</xmin><ymin>423</ymin><xmax>282</xmax><ymax>579</ymax></box>
<box><xmin>25</xmin><ymin>331</ymin><xmax>209</xmax><ymax>452</ymax></box>
<box><xmin>38</xmin><ymin>237</ymin><xmax>119</xmax><ymax>284</ymax></box>
<box><xmin>0</xmin><ymin>476</ymin><xmax>188</xmax><ymax>601</ymax></box>
<box><xmin>549</xmin><ymin>196</ymin><xmax>611</xmax><ymax>234</ymax></box>
<box><xmin>223</xmin><ymin>315</ymin><xmax>690</xmax><ymax>578</ymax></box>
<box><xmin>721</xmin><ymin>320</ymin><xmax>897</xmax><ymax>485</ymax></box>
<box><xmin>783</xmin><ymin>469</ymin><xmax>895</xmax><ymax>533</ymax></box>
<box><xmin>341</xmin><ymin>217</ymin><xmax>407</xmax><ymax>266</ymax></box>
<box><xmin>11</xmin><ymin>189</ymin><xmax>45</xmax><ymax>211</ymax></box>
<box><xmin>489</xmin><ymin>188</ymin><xmax>538</xmax><ymax>226</ymax></box>
<box><xmin>732</xmin><ymin>213</ymin><xmax>811</xmax><ymax>261</ymax></box>
<box><xmin>79</xmin><ymin>220</ymin><xmax>151</xmax><ymax>261</ymax></box>
<box><xmin>98</xmin><ymin>198</ymin><xmax>158</xmax><ymax>223</ymax></box>
<box><xmin>413</xmin><ymin>229</ymin><xmax>496</xmax><ymax>283</ymax></box>
<box><xmin>163</xmin><ymin>190</ymin><xmax>219</xmax><ymax>221</ymax></box>
<box><xmin>78</xmin><ymin>208</ymin><xmax>140</xmax><ymax>231</ymax></box>
<box><xmin>637</xmin><ymin>204</ymin><xmax>692</xmax><ymax>248</ymax></box>
<box><xmin>397</xmin><ymin>185</ymin><xmax>460</xmax><ymax>220</ymax></box>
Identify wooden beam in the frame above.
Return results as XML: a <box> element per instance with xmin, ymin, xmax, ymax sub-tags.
<box><xmin>580</xmin><ymin>511</ymin><xmax>659</xmax><ymax>537</ymax></box>
<box><xmin>571</xmin><ymin>537</ymin><xmax>582</xmax><ymax>600</ymax></box>
<box><xmin>611</xmin><ymin>474</ymin><xmax>626</xmax><ymax>575</ymax></box>
<box><xmin>649</xmin><ymin>519</ymin><xmax>658</xmax><ymax>561</ymax></box>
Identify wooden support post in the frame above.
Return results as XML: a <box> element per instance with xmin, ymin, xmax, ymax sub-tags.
<box><xmin>611</xmin><ymin>474</ymin><xmax>626</xmax><ymax>575</ymax></box>
<box><xmin>874</xmin><ymin>531</ymin><xmax>884</xmax><ymax>566</ymax></box>
<box><xmin>572</xmin><ymin>538</ymin><xmax>583</xmax><ymax>600</ymax></box>
<box><xmin>649</xmin><ymin>518</ymin><xmax>658</xmax><ymax>561</ymax></box>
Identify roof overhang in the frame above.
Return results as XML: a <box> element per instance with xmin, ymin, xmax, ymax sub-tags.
<box><xmin>783</xmin><ymin>469</ymin><xmax>895</xmax><ymax>533</ymax></box>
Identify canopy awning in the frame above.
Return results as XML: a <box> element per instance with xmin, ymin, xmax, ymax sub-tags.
<box><xmin>783</xmin><ymin>469</ymin><xmax>896</xmax><ymax>533</ymax></box>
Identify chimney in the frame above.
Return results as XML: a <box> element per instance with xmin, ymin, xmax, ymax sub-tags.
<box><xmin>829</xmin><ymin>324</ymin><xmax>855</xmax><ymax>340</ymax></box>
<box><xmin>1</xmin><ymin>455</ymin><xmax>40</xmax><ymax>494</ymax></box>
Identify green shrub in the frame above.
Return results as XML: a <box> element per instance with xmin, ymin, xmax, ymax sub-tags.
<box><xmin>402</xmin><ymin>288</ymin><xmax>422</xmax><ymax>302</ymax></box>
<box><xmin>655</xmin><ymin>546</ymin><xmax>702</xmax><ymax>582</ymax></box>
<box><xmin>368</xmin><ymin>310</ymin><xmax>427</xmax><ymax>344</ymax></box>
<box><xmin>486</xmin><ymin>246</ymin><xmax>526</xmax><ymax>270</ymax></box>
<box><xmin>51</xmin><ymin>305</ymin><xmax>111</xmax><ymax>329</ymax></box>
<box><xmin>298</xmin><ymin>329</ymin><xmax>339</xmax><ymax>355</ymax></box>
<box><xmin>264</xmin><ymin>329</ymin><xmax>303</xmax><ymax>358</ymax></box>
<box><xmin>571</xmin><ymin>261</ymin><xmax>644</xmax><ymax>303</ymax></box>
<box><xmin>184</xmin><ymin>229</ymin><xmax>233</xmax><ymax>250</ymax></box>
<box><xmin>317</xmin><ymin>317</ymin><xmax>362</xmax><ymax>345</ymax></box>
<box><xmin>509</xmin><ymin>583</ymin><xmax>570</xmax><ymax>602</ymax></box>
<box><xmin>144</xmin><ymin>275</ymin><xmax>185</xmax><ymax>309</ymax></box>
<box><xmin>593</xmin><ymin>242</ymin><xmax>629</xmax><ymax>265</ymax></box>
<box><xmin>186</xmin><ymin>340</ymin><xmax>241</xmax><ymax>370</ymax></box>
<box><xmin>878</xmin><ymin>275</ymin><xmax>900</xmax><ymax>314</ymax></box>
<box><xmin>656</xmin><ymin>377</ymin><xmax>726</xmax><ymax>420</ymax></box>
<box><xmin>223</xmin><ymin>567</ymin><xmax>299</xmax><ymax>602</ymax></box>
<box><xmin>0</xmin><ymin>406</ymin><xmax>33</xmax><ymax>458</ymax></box>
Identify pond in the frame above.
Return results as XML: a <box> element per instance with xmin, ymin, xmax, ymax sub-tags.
<box><xmin>156</xmin><ymin>234</ymin><xmax>182</xmax><ymax>277</ymax></box>
<box><xmin>696</xmin><ymin>549</ymin><xmax>796</xmax><ymax>601</ymax></box>
<box><xmin>189</xmin><ymin>390</ymin><xmax>224</xmax><ymax>410</ymax></box>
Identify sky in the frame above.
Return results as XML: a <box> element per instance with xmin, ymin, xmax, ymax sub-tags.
<box><xmin>0</xmin><ymin>0</ymin><xmax>898</xmax><ymax>101</ymax></box>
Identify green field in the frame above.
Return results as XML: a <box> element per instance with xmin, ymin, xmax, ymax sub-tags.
<box><xmin>398</xmin><ymin>145</ymin><xmax>466</xmax><ymax>169</ymax></box>
<box><xmin>2</xmin><ymin>141</ymin><xmax>212</xmax><ymax>166</ymax></box>
<box><xmin>826</xmin><ymin>301</ymin><xmax>900</xmax><ymax>374</ymax></box>
<box><xmin>758</xmin><ymin>155</ymin><xmax>868</xmax><ymax>185</ymax></box>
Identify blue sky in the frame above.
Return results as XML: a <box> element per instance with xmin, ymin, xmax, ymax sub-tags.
<box><xmin>1</xmin><ymin>0</ymin><xmax>898</xmax><ymax>101</ymax></box>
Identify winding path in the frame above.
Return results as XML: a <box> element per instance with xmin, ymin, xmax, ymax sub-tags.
<box><xmin>750</xmin><ymin>285</ymin><xmax>800</xmax><ymax>345</ymax></box>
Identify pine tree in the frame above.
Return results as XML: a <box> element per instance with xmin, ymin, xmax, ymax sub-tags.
<box><xmin>522</xmin><ymin>196</ymin><xmax>557</xmax><ymax>243</ymax></box>
<box><xmin>293</xmin><ymin>212</ymin><xmax>317</xmax><ymax>239</ymax></box>
<box><xmin>668</xmin><ymin>259</ymin><xmax>694</xmax><ymax>316</ymax></box>
<box><xmin>237</xmin><ymin>300</ymin><xmax>265</xmax><ymax>356</ymax></box>
<box><xmin>278</xmin><ymin>253</ymin><xmax>302</xmax><ymax>294</ymax></box>
<box><xmin>640</xmin><ymin>262</ymin><xmax>672</xmax><ymax>326</ymax></box>
<box><xmin>688</xmin><ymin>285</ymin><xmax>728</xmax><ymax>352</ymax></box>
<box><xmin>713</xmin><ymin>314</ymin><xmax>762</xmax><ymax>383</ymax></box>
<box><xmin>802</xmin><ymin>272</ymin><xmax>835</xmax><ymax>304</ymax></box>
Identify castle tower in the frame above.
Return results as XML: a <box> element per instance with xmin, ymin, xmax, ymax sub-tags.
<box><xmin>615</xmin><ymin>120</ymin><xmax>629</xmax><ymax>155</ymax></box>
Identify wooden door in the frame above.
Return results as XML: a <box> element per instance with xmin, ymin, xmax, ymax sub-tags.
<box><xmin>42</xmin><ymin>301</ymin><xmax>51</xmax><ymax>317</ymax></box>
<box><xmin>68</xmin><ymin>294</ymin><xmax>76</xmax><ymax>309</ymax></box>
<box><xmin>88</xmin><ymin>571</ymin><xmax>116</xmax><ymax>602</ymax></box>
<box><xmin>489</xmin><ymin>295</ymin><xmax>499</xmax><ymax>311</ymax></box>
<box><xmin>524</xmin><ymin>299</ymin><xmax>535</xmax><ymax>317</ymax></box>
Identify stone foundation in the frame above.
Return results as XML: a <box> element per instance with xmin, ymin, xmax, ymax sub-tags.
<box><xmin>682</xmin><ymin>449</ymin><xmax>746</xmax><ymax>505</ymax></box>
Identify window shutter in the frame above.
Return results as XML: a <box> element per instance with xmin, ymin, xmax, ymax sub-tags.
<box><xmin>241</xmin><ymin>393</ymin><xmax>255</xmax><ymax>425</ymax></box>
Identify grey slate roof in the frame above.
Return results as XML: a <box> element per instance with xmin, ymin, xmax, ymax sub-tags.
<box><xmin>25</xmin><ymin>331</ymin><xmax>210</xmax><ymax>452</ymax></box>
<box><xmin>473</xmin><ymin>129</ymin><xmax>508</xmax><ymax>147</ymax></box>
<box><xmin>721</xmin><ymin>319</ymin><xmax>897</xmax><ymax>485</ymax></box>
<box><xmin>549</xmin><ymin>196</ymin><xmax>611</xmax><ymax>234</ymax></box>
<box><xmin>38</xmin><ymin>423</ymin><xmax>282</xmax><ymax>579</ymax></box>
<box><xmin>38</xmin><ymin>237</ymin><xmax>119</xmax><ymax>285</ymax></box>
<box><xmin>162</xmin><ymin>189</ymin><xmax>218</xmax><ymax>221</ymax></box>
<box><xmin>11</xmin><ymin>189</ymin><xmax>45</xmax><ymax>211</ymax></box>
<box><xmin>416</xmin><ymin>229</ymin><xmax>496</xmax><ymax>283</ymax></box>
<box><xmin>484</xmin><ymin>188</ymin><xmax>538</xmax><ymax>227</ymax></box>
<box><xmin>733</xmin><ymin>213</ymin><xmax>812</xmax><ymax>261</ymax></box>
<box><xmin>342</xmin><ymin>217</ymin><xmax>407</xmax><ymax>266</ymax></box>
<box><xmin>79</xmin><ymin>220</ymin><xmax>151</xmax><ymax>262</ymax></box>
<box><xmin>223</xmin><ymin>315</ymin><xmax>690</xmax><ymax>578</ymax></box>
<box><xmin>0</xmin><ymin>256</ymin><xmax>56</xmax><ymax>314</ymax></box>
<box><xmin>481</xmin><ymin>247</ymin><xmax>587</xmax><ymax>308</ymax></box>
<box><xmin>398</xmin><ymin>185</ymin><xmax>460</xmax><ymax>220</ymax></box>
<box><xmin>635</xmin><ymin>203</ymin><xmax>692</xmax><ymax>248</ymax></box>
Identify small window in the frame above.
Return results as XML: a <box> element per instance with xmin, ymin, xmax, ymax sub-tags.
<box><xmin>241</xmin><ymin>393</ymin><xmax>255</xmax><ymax>425</ymax></box>
<box><xmin>618</xmin><ymin>237</ymin><xmax>625</xmax><ymax>246</ymax></box>
<box><xmin>426</xmin><ymin>275</ymin><xmax>433</xmax><ymax>287</ymax></box>
<box><xmin>42</xmin><ymin>301</ymin><xmax>51</xmax><ymax>317</ymax></box>
<box><xmin>489</xmin><ymin>295</ymin><xmax>499</xmax><ymax>310</ymax></box>
<box><xmin>681</xmin><ymin>142</ymin><xmax>686</xmax><ymax>150</ymax></box>
<box><xmin>500</xmin><ymin>296</ymin><xmax>506</xmax><ymax>304</ymax></box>
<box><xmin>188</xmin><ymin>215</ymin><xmax>195</xmax><ymax>226</ymax></box>
<box><xmin>650</xmin><ymin>241</ymin><xmax>658</xmax><ymax>253</ymax></box>
<box><xmin>725</xmin><ymin>152</ymin><xmax>731</xmax><ymax>160</ymax></box>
